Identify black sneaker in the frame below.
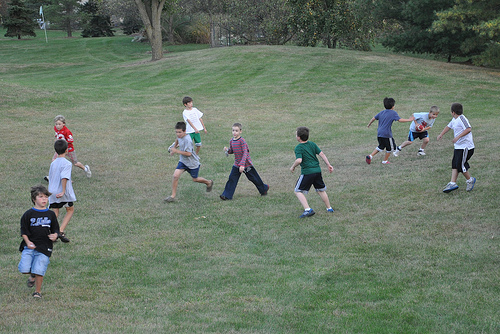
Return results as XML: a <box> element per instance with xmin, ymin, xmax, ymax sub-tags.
<box><xmin>58</xmin><ymin>232</ymin><xmax>70</xmax><ymax>243</ymax></box>
<box><xmin>32</xmin><ymin>292</ymin><xmax>42</xmax><ymax>298</ymax></box>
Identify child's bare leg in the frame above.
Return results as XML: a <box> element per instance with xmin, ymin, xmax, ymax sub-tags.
<box><xmin>400</xmin><ymin>140</ymin><xmax>412</xmax><ymax>149</ymax></box>
<box><xmin>170</xmin><ymin>169</ymin><xmax>184</xmax><ymax>198</ymax></box>
<box><xmin>370</xmin><ymin>149</ymin><xmax>379</xmax><ymax>157</ymax></box>
<box><xmin>34</xmin><ymin>274</ymin><xmax>43</xmax><ymax>294</ymax></box>
<box><xmin>420</xmin><ymin>137</ymin><xmax>430</xmax><ymax>149</ymax></box>
<box><xmin>451</xmin><ymin>169</ymin><xmax>459</xmax><ymax>183</ymax></box>
<box><xmin>60</xmin><ymin>206</ymin><xmax>74</xmax><ymax>233</ymax></box>
<box><xmin>52</xmin><ymin>207</ymin><xmax>60</xmax><ymax>218</ymax></box>
<box><xmin>192</xmin><ymin>176</ymin><xmax>210</xmax><ymax>186</ymax></box>
<box><xmin>74</xmin><ymin>161</ymin><xmax>86</xmax><ymax>171</ymax></box>
<box><xmin>295</xmin><ymin>191</ymin><xmax>310</xmax><ymax>210</ymax></box>
<box><xmin>195</xmin><ymin>146</ymin><xmax>201</xmax><ymax>155</ymax></box>
<box><xmin>318</xmin><ymin>190</ymin><xmax>331</xmax><ymax>209</ymax></box>
<box><xmin>383</xmin><ymin>151</ymin><xmax>391</xmax><ymax>162</ymax></box>
<box><xmin>462</xmin><ymin>170</ymin><xmax>472</xmax><ymax>181</ymax></box>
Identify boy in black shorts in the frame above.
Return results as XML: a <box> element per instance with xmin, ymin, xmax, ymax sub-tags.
<box><xmin>290</xmin><ymin>126</ymin><xmax>334</xmax><ymax>218</ymax></box>
<box><xmin>437</xmin><ymin>103</ymin><xmax>476</xmax><ymax>193</ymax></box>
<box><xmin>48</xmin><ymin>139</ymin><xmax>77</xmax><ymax>242</ymax></box>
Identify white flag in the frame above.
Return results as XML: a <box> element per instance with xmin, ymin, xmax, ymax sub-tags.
<box><xmin>39</xmin><ymin>6</ymin><xmax>43</xmax><ymax>16</ymax></box>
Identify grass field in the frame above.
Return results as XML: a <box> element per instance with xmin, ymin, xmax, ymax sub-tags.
<box><xmin>1</xmin><ymin>30</ymin><xmax>499</xmax><ymax>333</ymax></box>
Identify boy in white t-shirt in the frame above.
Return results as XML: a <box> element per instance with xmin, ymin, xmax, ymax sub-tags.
<box><xmin>437</xmin><ymin>103</ymin><xmax>476</xmax><ymax>193</ymax></box>
<box><xmin>394</xmin><ymin>106</ymin><xmax>439</xmax><ymax>156</ymax></box>
<box><xmin>182</xmin><ymin>96</ymin><xmax>206</xmax><ymax>155</ymax></box>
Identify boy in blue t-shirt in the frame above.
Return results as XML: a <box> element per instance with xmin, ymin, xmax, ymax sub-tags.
<box><xmin>366</xmin><ymin>97</ymin><xmax>414</xmax><ymax>164</ymax></box>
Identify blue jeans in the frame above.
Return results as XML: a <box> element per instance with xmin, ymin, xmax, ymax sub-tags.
<box><xmin>221</xmin><ymin>165</ymin><xmax>268</xmax><ymax>199</ymax></box>
<box><xmin>18</xmin><ymin>247</ymin><xmax>50</xmax><ymax>276</ymax></box>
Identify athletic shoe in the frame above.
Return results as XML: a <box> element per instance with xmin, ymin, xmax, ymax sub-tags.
<box><xmin>261</xmin><ymin>184</ymin><xmax>269</xmax><ymax>196</ymax></box>
<box><xmin>417</xmin><ymin>150</ymin><xmax>426</xmax><ymax>156</ymax></box>
<box><xmin>84</xmin><ymin>165</ymin><xmax>92</xmax><ymax>178</ymax></box>
<box><xmin>164</xmin><ymin>196</ymin><xmax>175</xmax><ymax>203</ymax></box>
<box><xmin>393</xmin><ymin>147</ymin><xmax>401</xmax><ymax>157</ymax></box>
<box><xmin>32</xmin><ymin>292</ymin><xmax>42</xmax><ymax>298</ymax></box>
<box><xmin>299</xmin><ymin>209</ymin><xmax>315</xmax><ymax>218</ymax></box>
<box><xmin>58</xmin><ymin>231</ymin><xmax>70</xmax><ymax>243</ymax></box>
<box><xmin>206</xmin><ymin>180</ymin><xmax>214</xmax><ymax>192</ymax></box>
<box><xmin>220</xmin><ymin>195</ymin><xmax>230</xmax><ymax>200</ymax></box>
<box><xmin>327</xmin><ymin>208</ymin><xmax>334</xmax><ymax>213</ymax></box>
<box><xmin>466</xmin><ymin>177</ymin><xmax>476</xmax><ymax>191</ymax></box>
<box><xmin>382</xmin><ymin>161</ymin><xmax>391</xmax><ymax>164</ymax></box>
<box><xmin>443</xmin><ymin>182</ymin><xmax>459</xmax><ymax>193</ymax></box>
<box><xmin>43</xmin><ymin>176</ymin><xmax>49</xmax><ymax>182</ymax></box>
<box><xmin>365</xmin><ymin>155</ymin><xmax>372</xmax><ymax>164</ymax></box>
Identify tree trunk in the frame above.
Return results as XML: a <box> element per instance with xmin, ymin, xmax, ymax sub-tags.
<box><xmin>134</xmin><ymin>0</ymin><xmax>167</xmax><ymax>61</ymax></box>
<box><xmin>167</xmin><ymin>15</ymin><xmax>174</xmax><ymax>44</ymax></box>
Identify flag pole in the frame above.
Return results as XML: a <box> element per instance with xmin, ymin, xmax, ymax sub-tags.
<box><xmin>40</xmin><ymin>6</ymin><xmax>48</xmax><ymax>43</ymax></box>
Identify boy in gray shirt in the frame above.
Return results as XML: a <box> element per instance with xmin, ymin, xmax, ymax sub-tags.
<box><xmin>164</xmin><ymin>122</ymin><xmax>213</xmax><ymax>202</ymax></box>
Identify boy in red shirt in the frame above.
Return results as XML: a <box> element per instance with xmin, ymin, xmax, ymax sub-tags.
<box><xmin>51</xmin><ymin>115</ymin><xmax>91</xmax><ymax>178</ymax></box>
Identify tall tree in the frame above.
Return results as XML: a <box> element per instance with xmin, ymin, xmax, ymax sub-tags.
<box><xmin>3</xmin><ymin>0</ymin><xmax>36</xmax><ymax>39</ymax></box>
<box><xmin>376</xmin><ymin>0</ymin><xmax>470</xmax><ymax>62</ymax></box>
<box><xmin>134</xmin><ymin>0</ymin><xmax>172</xmax><ymax>60</ymax></box>
<box><xmin>432</xmin><ymin>0</ymin><xmax>500</xmax><ymax>66</ymax></box>
<box><xmin>46</xmin><ymin>0</ymin><xmax>80</xmax><ymax>37</ymax></box>
<box><xmin>80</xmin><ymin>0</ymin><xmax>114</xmax><ymax>38</ymax></box>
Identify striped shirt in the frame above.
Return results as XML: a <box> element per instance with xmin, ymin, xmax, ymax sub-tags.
<box><xmin>228</xmin><ymin>137</ymin><xmax>253</xmax><ymax>168</ymax></box>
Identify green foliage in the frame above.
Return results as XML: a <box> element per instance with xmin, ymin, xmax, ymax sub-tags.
<box><xmin>432</xmin><ymin>0</ymin><xmax>500</xmax><ymax>66</ymax></box>
<box><xmin>46</xmin><ymin>0</ymin><xmax>80</xmax><ymax>37</ymax></box>
<box><xmin>288</xmin><ymin>0</ymin><xmax>375</xmax><ymax>50</ymax></box>
<box><xmin>376</xmin><ymin>0</ymin><xmax>469</xmax><ymax>61</ymax></box>
<box><xmin>79</xmin><ymin>0</ymin><xmax>114</xmax><ymax>38</ymax></box>
<box><xmin>3</xmin><ymin>0</ymin><xmax>36</xmax><ymax>39</ymax></box>
<box><xmin>122</xmin><ymin>14</ymin><xmax>142</xmax><ymax>35</ymax></box>
<box><xmin>225</xmin><ymin>0</ymin><xmax>292</xmax><ymax>45</ymax></box>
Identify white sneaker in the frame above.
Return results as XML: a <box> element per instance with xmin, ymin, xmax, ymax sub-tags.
<box><xmin>84</xmin><ymin>165</ymin><xmax>92</xmax><ymax>178</ymax></box>
<box><xmin>466</xmin><ymin>177</ymin><xmax>476</xmax><ymax>191</ymax></box>
<box><xmin>417</xmin><ymin>150</ymin><xmax>426</xmax><ymax>156</ymax></box>
<box><xmin>393</xmin><ymin>146</ymin><xmax>401</xmax><ymax>157</ymax></box>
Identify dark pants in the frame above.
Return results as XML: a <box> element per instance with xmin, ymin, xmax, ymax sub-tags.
<box><xmin>221</xmin><ymin>165</ymin><xmax>268</xmax><ymax>199</ymax></box>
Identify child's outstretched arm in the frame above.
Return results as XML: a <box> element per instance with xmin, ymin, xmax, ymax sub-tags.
<box><xmin>437</xmin><ymin>126</ymin><xmax>451</xmax><ymax>141</ymax></box>
<box><xmin>367</xmin><ymin>117</ymin><xmax>376</xmax><ymax>127</ymax></box>
<box><xmin>398</xmin><ymin>115</ymin><xmax>415</xmax><ymax>123</ymax></box>
<box><xmin>319</xmin><ymin>152</ymin><xmax>334</xmax><ymax>173</ymax></box>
